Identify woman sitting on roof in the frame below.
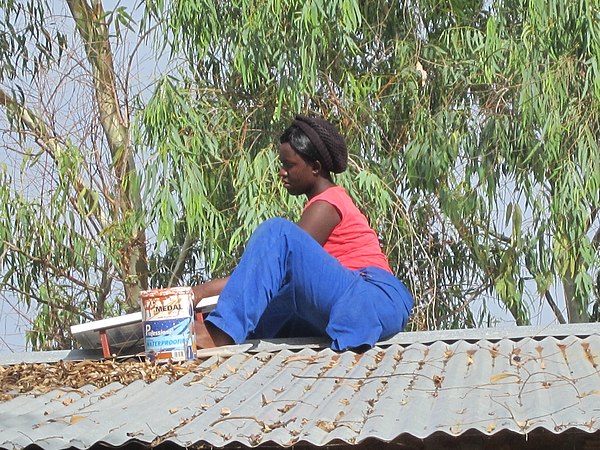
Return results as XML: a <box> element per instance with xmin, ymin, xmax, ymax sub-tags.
<box><xmin>192</xmin><ymin>115</ymin><xmax>413</xmax><ymax>351</ymax></box>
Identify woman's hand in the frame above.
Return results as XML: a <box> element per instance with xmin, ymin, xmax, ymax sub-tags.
<box><xmin>192</xmin><ymin>276</ymin><xmax>229</xmax><ymax>307</ymax></box>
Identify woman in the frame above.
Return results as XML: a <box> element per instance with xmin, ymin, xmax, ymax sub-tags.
<box><xmin>192</xmin><ymin>115</ymin><xmax>413</xmax><ymax>351</ymax></box>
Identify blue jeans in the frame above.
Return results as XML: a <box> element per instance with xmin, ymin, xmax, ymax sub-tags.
<box><xmin>205</xmin><ymin>218</ymin><xmax>413</xmax><ymax>351</ymax></box>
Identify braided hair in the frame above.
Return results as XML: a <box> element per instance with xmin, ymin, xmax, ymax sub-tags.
<box><xmin>280</xmin><ymin>115</ymin><xmax>348</xmax><ymax>174</ymax></box>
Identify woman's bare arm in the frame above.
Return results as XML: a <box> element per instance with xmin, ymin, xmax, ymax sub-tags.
<box><xmin>192</xmin><ymin>276</ymin><xmax>230</xmax><ymax>307</ymax></box>
<box><xmin>297</xmin><ymin>201</ymin><xmax>341</xmax><ymax>245</ymax></box>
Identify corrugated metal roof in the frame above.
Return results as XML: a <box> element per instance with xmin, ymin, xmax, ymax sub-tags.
<box><xmin>1</xmin><ymin>325</ymin><xmax>600</xmax><ymax>449</ymax></box>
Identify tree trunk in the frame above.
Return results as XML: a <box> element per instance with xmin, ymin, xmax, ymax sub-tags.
<box><xmin>67</xmin><ymin>0</ymin><xmax>148</xmax><ymax>310</ymax></box>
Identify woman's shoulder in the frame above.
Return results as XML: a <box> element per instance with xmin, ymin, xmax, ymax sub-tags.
<box><xmin>306</xmin><ymin>186</ymin><xmax>357</xmax><ymax>217</ymax></box>
<box><xmin>306</xmin><ymin>186</ymin><xmax>349</xmax><ymax>206</ymax></box>
<box><xmin>316</xmin><ymin>185</ymin><xmax>349</xmax><ymax>201</ymax></box>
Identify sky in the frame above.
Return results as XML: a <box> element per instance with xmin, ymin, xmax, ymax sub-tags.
<box><xmin>0</xmin><ymin>294</ymin><xmax>29</xmax><ymax>353</ymax></box>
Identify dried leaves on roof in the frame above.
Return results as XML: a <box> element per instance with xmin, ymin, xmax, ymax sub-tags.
<box><xmin>0</xmin><ymin>359</ymin><xmax>202</xmax><ymax>401</ymax></box>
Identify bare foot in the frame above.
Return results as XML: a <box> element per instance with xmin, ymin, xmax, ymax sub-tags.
<box><xmin>206</xmin><ymin>322</ymin><xmax>235</xmax><ymax>346</ymax></box>
<box><xmin>195</xmin><ymin>319</ymin><xmax>234</xmax><ymax>348</ymax></box>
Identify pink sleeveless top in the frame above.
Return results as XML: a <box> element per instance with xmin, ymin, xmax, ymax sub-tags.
<box><xmin>304</xmin><ymin>186</ymin><xmax>392</xmax><ymax>273</ymax></box>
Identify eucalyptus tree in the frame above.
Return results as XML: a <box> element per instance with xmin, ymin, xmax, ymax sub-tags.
<box><xmin>1</xmin><ymin>0</ymin><xmax>598</xmax><ymax>350</ymax></box>
<box><xmin>0</xmin><ymin>0</ymin><xmax>151</xmax><ymax>349</ymax></box>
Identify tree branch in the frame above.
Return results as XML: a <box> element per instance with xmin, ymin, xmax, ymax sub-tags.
<box><xmin>3</xmin><ymin>240</ymin><xmax>102</xmax><ymax>295</ymax></box>
<box><xmin>67</xmin><ymin>0</ymin><xmax>149</xmax><ymax>308</ymax></box>
<box><xmin>544</xmin><ymin>290</ymin><xmax>567</xmax><ymax>324</ymax></box>
<box><xmin>168</xmin><ymin>232</ymin><xmax>196</xmax><ymax>288</ymax></box>
<box><xmin>4</xmin><ymin>281</ymin><xmax>94</xmax><ymax>322</ymax></box>
<box><xmin>0</xmin><ymin>87</ymin><xmax>61</xmax><ymax>158</ymax></box>
<box><xmin>66</xmin><ymin>0</ymin><xmax>129</xmax><ymax>166</ymax></box>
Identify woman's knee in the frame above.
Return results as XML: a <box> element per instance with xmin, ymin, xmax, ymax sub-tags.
<box><xmin>254</xmin><ymin>217</ymin><xmax>297</xmax><ymax>237</ymax></box>
<box><xmin>244</xmin><ymin>218</ymin><xmax>298</xmax><ymax>250</ymax></box>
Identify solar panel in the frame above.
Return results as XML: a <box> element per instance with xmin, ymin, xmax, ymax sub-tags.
<box><xmin>70</xmin><ymin>295</ymin><xmax>219</xmax><ymax>354</ymax></box>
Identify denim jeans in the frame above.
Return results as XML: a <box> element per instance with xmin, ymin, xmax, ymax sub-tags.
<box><xmin>205</xmin><ymin>218</ymin><xmax>413</xmax><ymax>351</ymax></box>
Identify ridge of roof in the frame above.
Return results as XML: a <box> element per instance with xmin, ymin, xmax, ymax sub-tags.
<box><xmin>2</xmin><ymin>322</ymin><xmax>598</xmax><ymax>366</ymax></box>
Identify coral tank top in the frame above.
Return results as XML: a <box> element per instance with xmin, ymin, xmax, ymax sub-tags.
<box><xmin>304</xmin><ymin>186</ymin><xmax>392</xmax><ymax>273</ymax></box>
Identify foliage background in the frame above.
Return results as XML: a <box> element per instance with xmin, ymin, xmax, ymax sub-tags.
<box><xmin>0</xmin><ymin>0</ymin><xmax>598</xmax><ymax>350</ymax></box>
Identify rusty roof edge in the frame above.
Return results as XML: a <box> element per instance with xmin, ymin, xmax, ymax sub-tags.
<box><xmin>0</xmin><ymin>348</ymin><xmax>107</xmax><ymax>365</ymax></box>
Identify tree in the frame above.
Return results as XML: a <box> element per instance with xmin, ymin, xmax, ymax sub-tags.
<box><xmin>0</xmin><ymin>0</ymin><xmax>149</xmax><ymax>349</ymax></box>
<box><xmin>1</xmin><ymin>0</ymin><xmax>598</xmax><ymax>351</ymax></box>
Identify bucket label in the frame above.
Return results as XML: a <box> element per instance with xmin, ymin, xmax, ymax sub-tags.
<box><xmin>140</xmin><ymin>287</ymin><xmax>196</xmax><ymax>362</ymax></box>
<box><xmin>144</xmin><ymin>317</ymin><xmax>195</xmax><ymax>361</ymax></box>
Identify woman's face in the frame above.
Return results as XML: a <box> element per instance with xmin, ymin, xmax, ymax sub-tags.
<box><xmin>278</xmin><ymin>143</ymin><xmax>317</xmax><ymax>196</ymax></box>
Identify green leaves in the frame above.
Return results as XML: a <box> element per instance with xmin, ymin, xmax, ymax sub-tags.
<box><xmin>0</xmin><ymin>0</ymin><xmax>66</xmax><ymax>81</ymax></box>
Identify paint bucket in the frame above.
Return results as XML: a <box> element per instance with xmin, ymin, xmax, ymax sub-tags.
<box><xmin>140</xmin><ymin>287</ymin><xmax>197</xmax><ymax>362</ymax></box>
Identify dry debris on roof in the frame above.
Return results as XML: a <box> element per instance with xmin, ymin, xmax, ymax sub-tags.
<box><xmin>0</xmin><ymin>358</ymin><xmax>203</xmax><ymax>401</ymax></box>
<box><xmin>2</xmin><ymin>332</ymin><xmax>600</xmax><ymax>449</ymax></box>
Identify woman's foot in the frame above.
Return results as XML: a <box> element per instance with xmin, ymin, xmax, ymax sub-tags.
<box><xmin>196</xmin><ymin>319</ymin><xmax>234</xmax><ymax>348</ymax></box>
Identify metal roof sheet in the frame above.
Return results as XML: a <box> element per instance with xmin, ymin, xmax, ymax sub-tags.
<box><xmin>1</xmin><ymin>326</ymin><xmax>600</xmax><ymax>449</ymax></box>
